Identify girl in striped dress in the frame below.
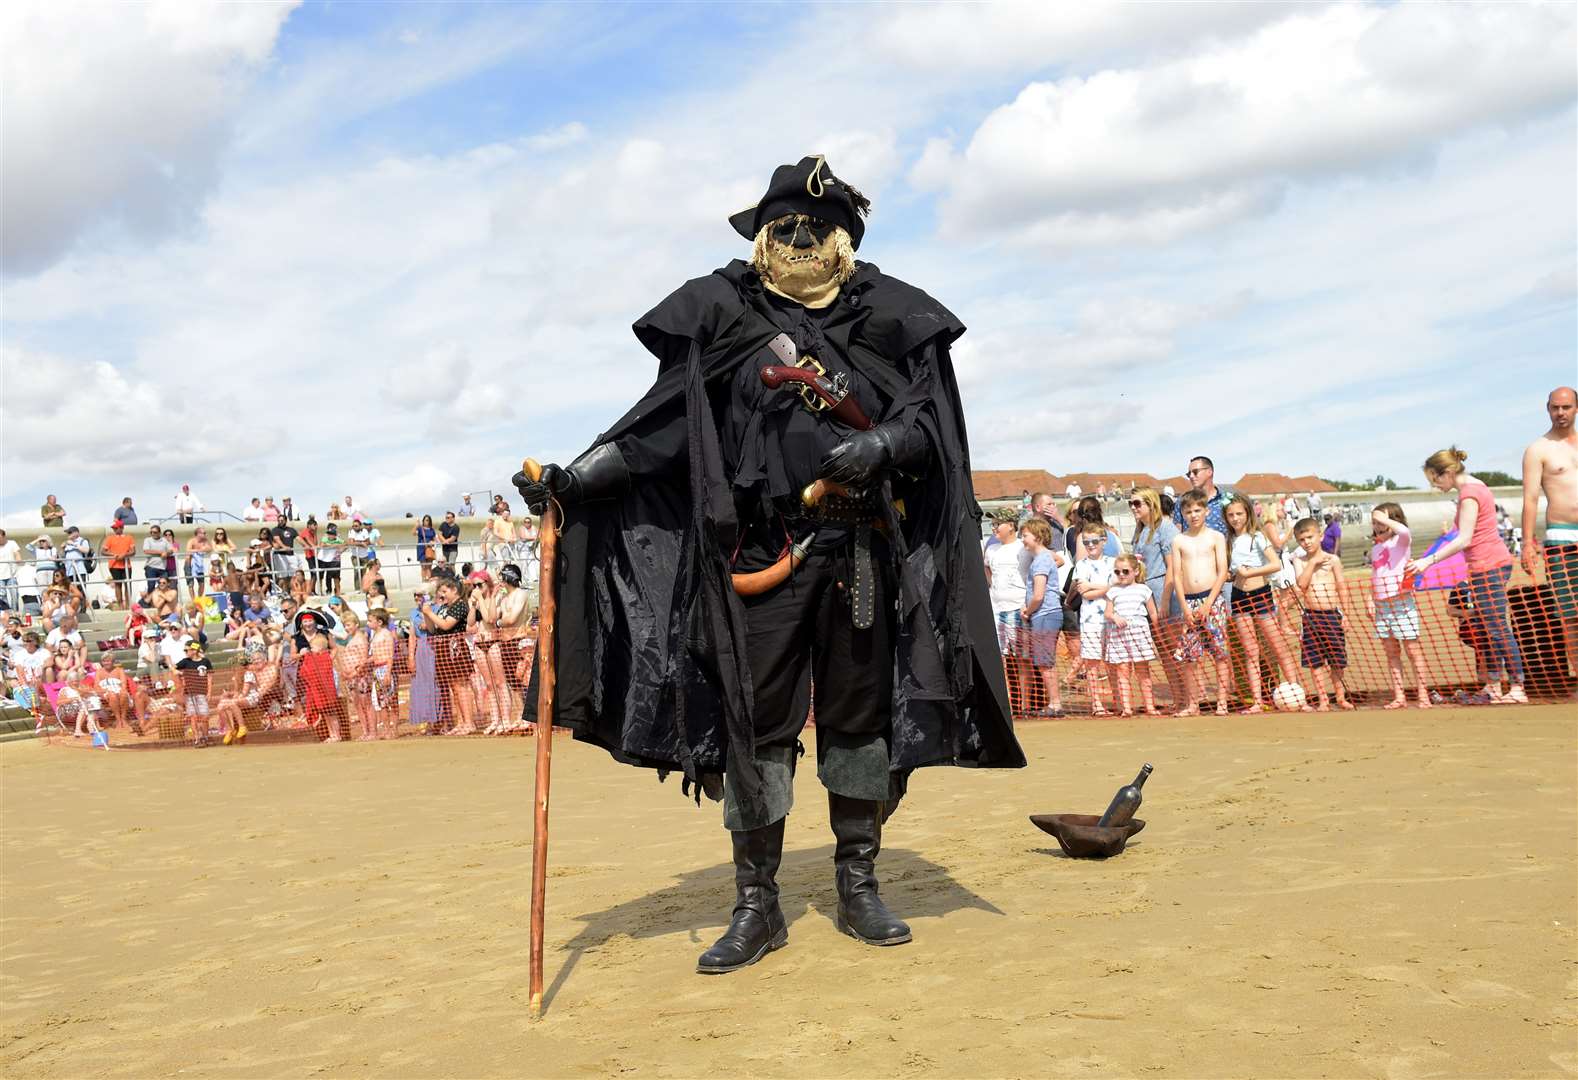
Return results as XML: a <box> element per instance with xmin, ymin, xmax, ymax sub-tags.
<box><xmin>1105</xmin><ymin>554</ymin><xmax>1162</xmax><ymax>716</ymax></box>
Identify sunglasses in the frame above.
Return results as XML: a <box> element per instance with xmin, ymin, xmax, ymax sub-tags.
<box><xmin>1186</xmin><ymin>467</ymin><xmax>1208</xmax><ymax>476</ymax></box>
<box><xmin>1082</xmin><ymin>538</ymin><xmax>1104</xmax><ymax>546</ymax></box>
<box><xmin>1128</xmin><ymin>500</ymin><xmax>1144</xmax><ymax>508</ymax></box>
<box><xmin>1115</xmin><ymin>568</ymin><xmax>1134</xmax><ymax>576</ymax></box>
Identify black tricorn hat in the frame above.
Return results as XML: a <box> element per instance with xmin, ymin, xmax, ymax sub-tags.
<box><xmin>729</xmin><ymin>155</ymin><xmax>870</xmax><ymax>250</ymax></box>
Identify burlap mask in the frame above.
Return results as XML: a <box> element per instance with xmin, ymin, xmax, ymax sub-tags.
<box><xmin>752</xmin><ymin>214</ymin><xmax>856</xmax><ymax>309</ymax></box>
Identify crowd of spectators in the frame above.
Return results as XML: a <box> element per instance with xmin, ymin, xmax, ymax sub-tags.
<box><xmin>986</xmin><ymin>449</ymin><xmax>1533</xmax><ymax>718</ymax></box>
<box><xmin>1</xmin><ymin>483</ymin><xmax>555</xmax><ymax>744</ymax></box>
<box><xmin>2</xmin><ymin>553</ymin><xmax>540</xmax><ymax>746</ymax></box>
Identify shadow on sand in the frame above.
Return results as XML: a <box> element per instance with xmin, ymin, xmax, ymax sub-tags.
<box><xmin>541</xmin><ymin>843</ymin><xmax>1002</xmax><ymax>1013</ymax></box>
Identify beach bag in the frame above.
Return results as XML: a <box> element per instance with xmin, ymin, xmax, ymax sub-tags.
<box><xmin>1061</xmin><ymin>568</ymin><xmax>1082</xmax><ymax>621</ymax></box>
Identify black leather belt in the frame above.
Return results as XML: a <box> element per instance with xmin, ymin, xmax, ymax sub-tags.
<box><xmin>782</xmin><ymin>494</ymin><xmax>883</xmax><ymax>632</ymax></box>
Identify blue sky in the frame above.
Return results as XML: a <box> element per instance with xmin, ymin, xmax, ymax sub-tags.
<box><xmin>3</xmin><ymin>1</ymin><xmax>1574</xmax><ymax>526</ymax></box>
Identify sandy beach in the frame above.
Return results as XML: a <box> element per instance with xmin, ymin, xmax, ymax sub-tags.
<box><xmin>2</xmin><ymin>707</ymin><xmax>1574</xmax><ymax>1078</ymax></box>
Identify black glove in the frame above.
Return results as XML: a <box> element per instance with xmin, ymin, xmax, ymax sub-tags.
<box><xmin>512</xmin><ymin>442</ymin><xmax>630</xmax><ymax>515</ymax></box>
<box><xmin>512</xmin><ymin>463</ymin><xmax>569</xmax><ymax>516</ymax></box>
<box><xmin>817</xmin><ymin>421</ymin><xmax>927</xmax><ymax>487</ymax></box>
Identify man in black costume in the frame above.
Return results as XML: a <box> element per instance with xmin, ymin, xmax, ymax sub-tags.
<box><xmin>515</xmin><ymin>155</ymin><xmax>1025</xmax><ymax>975</ymax></box>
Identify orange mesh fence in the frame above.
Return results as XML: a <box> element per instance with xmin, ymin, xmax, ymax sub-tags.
<box><xmin>26</xmin><ymin>549</ymin><xmax>1575</xmax><ymax>748</ymax></box>
<box><xmin>1000</xmin><ymin>556</ymin><xmax>1575</xmax><ymax>717</ymax></box>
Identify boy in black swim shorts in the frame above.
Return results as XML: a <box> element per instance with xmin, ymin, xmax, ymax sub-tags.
<box><xmin>1291</xmin><ymin>518</ymin><xmax>1353</xmax><ymax>711</ymax></box>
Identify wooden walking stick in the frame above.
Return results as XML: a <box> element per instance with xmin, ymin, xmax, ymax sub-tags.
<box><xmin>523</xmin><ymin>458</ymin><xmax>559</xmax><ymax>1018</ymax></box>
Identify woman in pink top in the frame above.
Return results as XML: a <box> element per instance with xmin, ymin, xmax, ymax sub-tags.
<box><xmin>1407</xmin><ymin>447</ymin><xmax>1526</xmax><ymax>703</ymax></box>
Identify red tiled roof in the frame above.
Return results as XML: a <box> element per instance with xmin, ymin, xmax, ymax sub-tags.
<box><xmin>972</xmin><ymin>470</ymin><xmax>1061</xmax><ymax>499</ymax></box>
<box><xmin>1231</xmin><ymin>472</ymin><xmax>1303</xmax><ymax>496</ymax></box>
<box><xmin>1286</xmin><ymin>474</ymin><xmax>1337</xmax><ymax>493</ymax></box>
<box><xmin>1231</xmin><ymin>473</ymin><xmax>1338</xmax><ymax>496</ymax></box>
<box><xmin>1058</xmin><ymin>472</ymin><xmax>1162</xmax><ymax>493</ymax></box>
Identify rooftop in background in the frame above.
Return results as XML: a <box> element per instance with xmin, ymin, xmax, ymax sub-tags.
<box><xmin>969</xmin><ymin>470</ymin><xmax>1063</xmax><ymax>500</ymax></box>
<box><xmin>1230</xmin><ymin>473</ymin><xmax>1340</xmax><ymax>496</ymax></box>
<box><xmin>972</xmin><ymin>470</ymin><xmax>1338</xmax><ymax>500</ymax></box>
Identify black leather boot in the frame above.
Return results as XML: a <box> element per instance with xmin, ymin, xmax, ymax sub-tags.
<box><xmin>829</xmin><ymin>792</ymin><xmax>912</xmax><ymax>946</ymax></box>
<box><xmin>696</xmin><ymin>818</ymin><xmax>788</xmax><ymax>974</ymax></box>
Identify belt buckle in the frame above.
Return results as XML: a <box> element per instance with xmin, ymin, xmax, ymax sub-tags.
<box><xmin>792</xmin><ymin>354</ymin><xmax>831</xmax><ymax>414</ymax></box>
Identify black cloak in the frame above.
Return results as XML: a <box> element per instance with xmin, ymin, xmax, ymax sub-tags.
<box><xmin>537</xmin><ymin>259</ymin><xmax>1025</xmax><ymax>820</ymax></box>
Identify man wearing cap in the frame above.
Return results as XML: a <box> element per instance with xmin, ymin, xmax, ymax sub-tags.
<box><xmin>100</xmin><ymin>522</ymin><xmax>137</xmax><ymax>608</ymax></box>
<box><xmin>515</xmin><ymin>155</ymin><xmax>1023</xmax><ymax>974</ymax></box>
<box><xmin>457</xmin><ymin>494</ymin><xmax>477</xmax><ymax>518</ymax></box>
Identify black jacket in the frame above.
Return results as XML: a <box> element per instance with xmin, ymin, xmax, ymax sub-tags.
<box><xmin>538</xmin><ymin>260</ymin><xmax>1024</xmax><ymax>821</ymax></box>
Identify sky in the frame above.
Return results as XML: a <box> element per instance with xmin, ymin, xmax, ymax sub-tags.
<box><xmin>2</xmin><ymin>1</ymin><xmax>1575</xmax><ymax>527</ymax></box>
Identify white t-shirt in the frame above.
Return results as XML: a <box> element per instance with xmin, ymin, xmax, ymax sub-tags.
<box><xmin>159</xmin><ymin>633</ymin><xmax>193</xmax><ymax>668</ymax></box>
<box><xmin>985</xmin><ymin>539</ymin><xmax>1031</xmax><ymax>614</ymax></box>
<box><xmin>1229</xmin><ymin>531</ymin><xmax>1271</xmax><ymax>575</ymax></box>
<box><xmin>11</xmin><ymin>646</ymin><xmax>48</xmax><ymax>679</ymax></box>
<box><xmin>1074</xmin><ymin>555</ymin><xmax>1115</xmax><ymax>624</ymax></box>
<box><xmin>1107</xmin><ymin>582</ymin><xmax>1154</xmax><ymax>625</ymax></box>
<box><xmin>243</xmin><ymin>505</ymin><xmax>264</xmax><ymax>522</ymax></box>
<box><xmin>0</xmin><ymin>540</ymin><xmax>20</xmax><ymax>576</ymax></box>
<box><xmin>1066</xmin><ymin>483</ymin><xmax>1083</xmax><ymax>501</ymax></box>
<box><xmin>45</xmin><ymin>628</ymin><xmax>83</xmax><ymax>651</ymax></box>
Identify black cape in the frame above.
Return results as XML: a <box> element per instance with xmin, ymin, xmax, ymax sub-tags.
<box><xmin>538</xmin><ymin>260</ymin><xmax>1024</xmax><ymax>821</ymax></box>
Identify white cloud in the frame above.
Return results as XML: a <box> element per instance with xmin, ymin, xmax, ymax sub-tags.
<box><xmin>524</xmin><ymin>121</ymin><xmax>589</xmax><ymax>152</ymax></box>
<box><xmin>1531</xmin><ymin>266</ymin><xmax>1577</xmax><ymax>301</ymax></box>
<box><xmin>867</xmin><ymin>1</ymin><xmax>1295</xmax><ymax>75</ymax></box>
<box><xmin>360</xmin><ymin>464</ymin><xmax>457</xmax><ymax>518</ymax></box>
<box><xmin>922</xmin><ymin>3</ymin><xmax>1578</xmax><ymax>245</ymax></box>
<box><xmin>0</xmin><ymin>0</ymin><xmax>297</xmax><ymax>274</ymax></box>
<box><xmin>0</xmin><ymin>344</ymin><xmax>282</xmax><ymax>506</ymax></box>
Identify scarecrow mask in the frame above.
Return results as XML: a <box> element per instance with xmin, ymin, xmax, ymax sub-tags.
<box><xmin>753</xmin><ymin>213</ymin><xmax>855</xmax><ymax>309</ymax></box>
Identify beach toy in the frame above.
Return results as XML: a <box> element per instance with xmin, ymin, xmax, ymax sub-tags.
<box><xmin>92</xmin><ymin>731</ymin><xmax>109</xmax><ymax>749</ymax></box>
<box><xmin>1029</xmin><ymin>814</ymin><xmax>1146</xmax><ymax>858</ymax></box>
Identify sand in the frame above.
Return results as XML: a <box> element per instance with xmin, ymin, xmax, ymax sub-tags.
<box><xmin>2</xmin><ymin>707</ymin><xmax>1574</xmax><ymax>1079</ymax></box>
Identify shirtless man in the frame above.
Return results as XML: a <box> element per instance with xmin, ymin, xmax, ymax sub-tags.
<box><xmin>1168</xmin><ymin>490</ymin><xmax>1232</xmax><ymax>716</ymax></box>
<box><xmin>151</xmin><ymin>577</ymin><xmax>180</xmax><ymax>624</ymax></box>
<box><xmin>1522</xmin><ymin>385</ymin><xmax>1578</xmax><ymax>684</ymax></box>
